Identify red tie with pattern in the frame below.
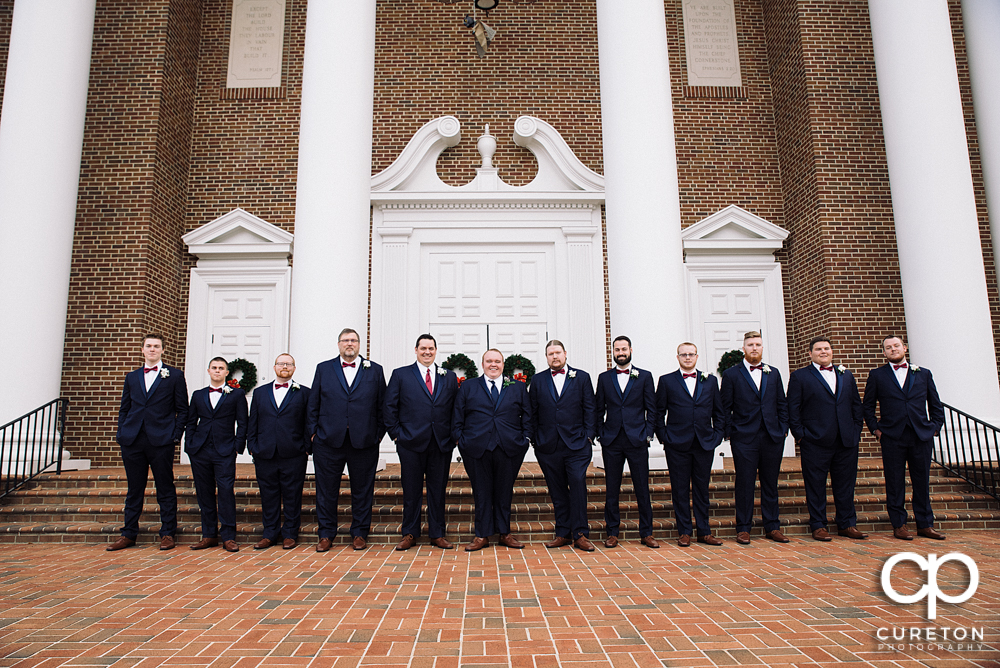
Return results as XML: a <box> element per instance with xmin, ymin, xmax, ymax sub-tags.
<box><xmin>425</xmin><ymin>368</ymin><xmax>433</xmax><ymax>394</ymax></box>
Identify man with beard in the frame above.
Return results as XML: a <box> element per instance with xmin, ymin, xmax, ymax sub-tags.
<box><xmin>594</xmin><ymin>336</ymin><xmax>658</xmax><ymax>548</ymax></box>
<box><xmin>863</xmin><ymin>335</ymin><xmax>946</xmax><ymax>540</ymax></box>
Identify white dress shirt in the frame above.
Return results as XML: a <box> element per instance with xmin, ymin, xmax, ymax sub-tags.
<box><xmin>143</xmin><ymin>362</ymin><xmax>161</xmax><ymax>391</ymax></box>
<box><xmin>743</xmin><ymin>358</ymin><xmax>762</xmax><ymax>391</ymax></box>
<box><xmin>486</xmin><ymin>376</ymin><xmax>502</xmax><ymax>399</ymax></box>
<box><xmin>552</xmin><ymin>368</ymin><xmax>567</xmax><ymax>396</ymax></box>
<box><xmin>209</xmin><ymin>384</ymin><xmax>224</xmax><ymax>408</ymax></box>
<box><xmin>419</xmin><ymin>362</ymin><xmax>436</xmax><ymax>392</ymax></box>
<box><xmin>273</xmin><ymin>379</ymin><xmax>292</xmax><ymax>407</ymax></box>
<box><xmin>892</xmin><ymin>360</ymin><xmax>909</xmax><ymax>388</ymax></box>
<box><xmin>616</xmin><ymin>365</ymin><xmax>631</xmax><ymax>393</ymax></box>
<box><xmin>813</xmin><ymin>362</ymin><xmax>837</xmax><ymax>393</ymax></box>
<box><xmin>340</xmin><ymin>356</ymin><xmax>360</xmax><ymax>386</ymax></box>
<box><xmin>682</xmin><ymin>370</ymin><xmax>697</xmax><ymax>397</ymax></box>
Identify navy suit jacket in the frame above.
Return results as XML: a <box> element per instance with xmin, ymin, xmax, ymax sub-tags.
<box><xmin>594</xmin><ymin>367</ymin><xmax>656</xmax><ymax>448</ymax></box>
<box><xmin>452</xmin><ymin>376</ymin><xmax>531</xmax><ymax>460</ymax></box>
<box><xmin>863</xmin><ymin>363</ymin><xmax>944</xmax><ymax>443</ymax></box>
<box><xmin>306</xmin><ymin>357</ymin><xmax>386</xmax><ymax>449</ymax></box>
<box><xmin>787</xmin><ymin>365</ymin><xmax>863</xmax><ymax>449</ymax></box>
<box><xmin>720</xmin><ymin>363</ymin><xmax>789</xmax><ymax>444</ymax></box>
<box><xmin>384</xmin><ymin>363</ymin><xmax>458</xmax><ymax>453</ymax></box>
<box><xmin>185</xmin><ymin>386</ymin><xmax>248</xmax><ymax>457</ymax></box>
<box><xmin>116</xmin><ymin>364</ymin><xmax>189</xmax><ymax>447</ymax></box>
<box><xmin>529</xmin><ymin>367</ymin><xmax>596</xmax><ymax>453</ymax></box>
<box><xmin>655</xmin><ymin>370</ymin><xmax>725</xmax><ymax>451</ymax></box>
<box><xmin>248</xmin><ymin>382</ymin><xmax>311</xmax><ymax>459</ymax></box>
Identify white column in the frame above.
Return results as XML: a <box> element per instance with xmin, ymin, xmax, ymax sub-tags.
<box><xmin>288</xmin><ymin>2</ymin><xmax>377</xmax><ymax>384</ymax></box>
<box><xmin>962</xmin><ymin>0</ymin><xmax>1000</xmax><ymax>281</ymax></box>
<box><xmin>0</xmin><ymin>0</ymin><xmax>96</xmax><ymax>421</ymax></box>
<box><xmin>597</xmin><ymin>0</ymin><xmax>686</xmax><ymax>375</ymax></box>
<box><xmin>870</xmin><ymin>0</ymin><xmax>1000</xmax><ymax>422</ymax></box>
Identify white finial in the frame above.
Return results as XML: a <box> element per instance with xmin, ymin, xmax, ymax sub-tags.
<box><xmin>477</xmin><ymin>124</ymin><xmax>497</xmax><ymax>169</ymax></box>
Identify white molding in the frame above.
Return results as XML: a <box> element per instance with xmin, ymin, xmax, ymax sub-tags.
<box><xmin>682</xmin><ymin>204</ymin><xmax>789</xmax><ymax>260</ymax></box>
<box><xmin>182</xmin><ymin>208</ymin><xmax>293</xmax><ymax>264</ymax></box>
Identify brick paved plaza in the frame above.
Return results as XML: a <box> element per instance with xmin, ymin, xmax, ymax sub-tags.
<box><xmin>0</xmin><ymin>531</ymin><xmax>996</xmax><ymax>667</ymax></box>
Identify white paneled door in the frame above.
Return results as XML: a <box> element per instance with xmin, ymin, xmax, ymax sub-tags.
<box><xmin>699</xmin><ymin>283</ymin><xmax>763</xmax><ymax>375</ymax></box>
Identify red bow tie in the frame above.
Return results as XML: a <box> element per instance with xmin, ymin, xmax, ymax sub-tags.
<box><xmin>819</xmin><ymin>366</ymin><xmax>833</xmax><ymax>372</ymax></box>
<box><xmin>616</xmin><ymin>369</ymin><xmax>630</xmax><ymax>374</ymax></box>
<box><xmin>551</xmin><ymin>368</ymin><xmax>565</xmax><ymax>376</ymax></box>
<box><xmin>893</xmin><ymin>363</ymin><xmax>908</xmax><ymax>370</ymax></box>
<box><xmin>342</xmin><ymin>361</ymin><xmax>356</xmax><ymax>368</ymax></box>
<box><xmin>274</xmin><ymin>383</ymin><xmax>288</xmax><ymax>389</ymax></box>
<box><xmin>682</xmin><ymin>372</ymin><xmax>697</xmax><ymax>379</ymax></box>
<box><xmin>209</xmin><ymin>387</ymin><xmax>223</xmax><ymax>393</ymax></box>
<box><xmin>749</xmin><ymin>365</ymin><xmax>763</xmax><ymax>371</ymax></box>
<box><xmin>144</xmin><ymin>367</ymin><xmax>158</xmax><ymax>373</ymax></box>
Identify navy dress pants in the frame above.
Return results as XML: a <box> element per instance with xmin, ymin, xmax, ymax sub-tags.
<box><xmin>312</xmin><ymin>432</ymin><xmax>380</xmax><ymax>540</ymax></box>
<box><xmin>730</xmin><ymin>428</ymin><xmax>783</xmax><ymax>534</ymax></box>
<box><xmin>800</xmin><ymin>437</ymin><xmax>859</xmax><ymax>531</ymax></box>
<box><xmin>536</xmin><ymin>441</ymin><xmax>592</xmax><ymax>539</ymax></box>
<box><xmin>397</xmin><ymin>441</ymin><xmax>454</xmax><ymax>539</ymax></box>
<box><xmin>253</xmin><ymin>453</ymin><xmax>308</xmax><ymax>541</ymax></box>
<box><xmin>664</xmin><ymin>440</ymin><xmax>716</xmax><ymax>537</ymax></box>
<box><xmin>602</xmin><ymin>432</ymin><xmax>653</xmax><ymax>538</ymax></box>
<box><xmin>189</xmin><ymin>441</ymin><xmax>238</xmax><ymax>541</ymax></box>
<box><xmin>462</xmin><ymin>446</ymin><xmax>525</xmax><ymax>537</ymax></box>
<box><xmin>119</xmin><ymin>427</ymin><xmax>177</xmax><ymax>539</ymax></box>
<box><xmin>880</xmin><ymin>424</ymin><xmax>935</xmax><ymax>529</ymax></box>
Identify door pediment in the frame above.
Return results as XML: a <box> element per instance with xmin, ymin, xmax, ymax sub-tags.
<box><xmin>183</xmin><ymin>208</ymin><xmax>293</xmax><ymax>265</ymax></box>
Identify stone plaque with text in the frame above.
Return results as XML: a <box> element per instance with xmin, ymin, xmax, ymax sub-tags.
<box><xmin>227</xmin><ymin>0</ymin><xmax>286</xmax><ymax>88</ymax></box>
<box><xmin>682</xmin><ymin>0</ymin><xmax>742</xmax><ymax>87</ymax></box>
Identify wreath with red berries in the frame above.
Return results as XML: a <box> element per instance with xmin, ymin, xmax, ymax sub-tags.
<box><xmin>226</xmin><ymin>358</ymin><xmax>258</xmax><ymax>392</ymax></box>
<box><xmin>503</xmin><ymin>354</ymin><xmax>536</xmax><ymax>383</ymax></box>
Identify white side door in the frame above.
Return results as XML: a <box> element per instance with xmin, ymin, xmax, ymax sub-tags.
<box><xmin>700</xmin><ymin>284</ymin><xmax>762</xmax><ymax>376</ymax></box>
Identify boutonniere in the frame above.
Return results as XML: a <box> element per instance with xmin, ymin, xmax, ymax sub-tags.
<box><xmin>223</xmin><ymin>379</ymin><xmax>240</xmax><ymax>393</ymax></box>
<box><xmin>362</xmin><ymin>359</ymin><xmax>371</xmax><ymax>369</ymax></box>
<box><xmin>159</xmin><ymin>367</ymin><xmax>170</xmax><ymax>379</ymax></box>
<box><xmin>437</xmin><ymin>366</ymin><xmax>447</xmax><ymax>376</ymax></box>
<box><xmin>221</xmin><ymin>385</ymin><xmax>232</xmax><ymax>394</ymax></box>
<box><xmin>911</xmin><ymin>365</ymin><xmax>920</xmax><ymax>372</ymax></box>
<box><xmin>502</xmin><ymin>376</ymin><xmax>514</xmax><ymax>388</ymax></box>
<box><xmin>290</xmin><ymin>380</ymin><xmax>301</xmax><ymax>391</ymax></box>
<box><xmin>699</xmin><ymin>371</ymin><xmax>708</xmax><ymax>382</ymax></box>
<box><xmin>836</xmin><ymin>365</ymin><xmax>847</xmax><ymax>375</ymax></box>
<box><xmin>629</xmin><ymin>369</ymin><xmax>638</xmax><ymax>379</ymax></box>
<box><xmin>762</xmin><ymin>364</ymin><xmax>772</xmax><ymax>374</ymax></box>
<box><xmin>568</xmin><ymin>369</ymin><xmax>577</xmax><ymax>379</ymax></box>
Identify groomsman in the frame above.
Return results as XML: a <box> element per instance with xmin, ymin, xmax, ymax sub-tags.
<box><xmin>655</xmin><ymin>342</ymin><xmax>725</xmax><ymax>547</ymax></box>
<box><xmin>185</xmin><ymin>357</ymin><xmax>248</xmax><ymax>552</ymax></box>
<box><xmin>595</xmin><ymin>336</ymin><xmax>659</xmax><ymax>548</ymax></box>
<box><xmin>109</xmin><ymin>333</ymin><xmax>188</xmax><ymax>551</ymax></box>
<box><xmin>530</xmin><ymin>340</ymin><xmax>597</xmax><ymax>551</ymax></box>
<box><xmin>863</xmin><ymin>335</ymin><xmax>946</xmax><ymax>540</ymax></box>
<box><xmin>720</xmin><ymin>331</ymin><xmax>790</xmax><ymax>544</ymax></box>
<box><xmin>306</xmin><ymin>328</ymin><xmax>386</xmax><ymax>552</ymax></box>
<box><xmin>247</xmin><ymin>353</ymin><xmax>309</xmax><ymax>550</ymax></box>
<box><xmin>787</xmin><ymin>337</ymin><xmax>866</xmax><ymax>541</ymax></box>
<box><xmin>452</xmin><ymin>349</ymin><xmax>531</xmax><ymax>551</ymax></box>
<box><xmin>384</xmin><ymin>334</ymin><xmax>459</xmax><ymax>550</ymax></box>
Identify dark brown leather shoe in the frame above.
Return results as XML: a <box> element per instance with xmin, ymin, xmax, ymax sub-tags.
<box><xmin>918</xmin><ymin>527</ymin><xmax>946</xmax><ymax>540</ymax></box>
<box><xmin>812</xmin><ymin>528</ymin><xmax>832</xmax><ymax>541</ymax></box>
<box><xmin>698</xmin><ymin>534</ymin><xmax>723</xmax><ymax>546</ymax></box>
<box><xmin>574</xmin><ymin>536</ymin><xmax>595</xmax><ymax>552</ymax></box>
<box><xmin>640</xmin><ymin>535</ymin><xmax>660</xmax><ymax>548</ymax></box>
<box><xmin>431</xmin><ymin>537</ymin><xmax>454</xmax><ymax>549</ymax></box>
<box><xmin>159</xmin><ymin>535</ymin><xmax>175</xmax><ymax>551</ymax></box>
<box><xmin>254</xmin><ymin>538</ymin><xmax>274</xmax><ymax>550</ymax></box>
<box><xmin>838</xmin><ymin>527</ymin><xmax>868</xmax><ymax>539</ymax></box>
<box><xmin>736</xmin><ymin>532</ymin><xmax>751</xmax><ymax>545</ymax></box>
<box><xmin>604</xmin><ymin>535</ymin><xmax>619</xmax><ymax>548</ymax></box>
<box><xmin>545</xmin><ymin>536</ymin><xmax>573</xmax><ymax>548</ymax></box>
<box><xmin>223</xmin><ymin>540</ymin><xmax>239</xmax><ymax>553</ymax></box>
<box><xmin>316</xmin><ymin>537</ymin><xmax>333</xmax><ymax>552</ymax></box>
<box><xmin>766</xmin><ymin>529</ymin><xmax>790</xmax><ymax>543</ymax></box>
<box><xmin>352</xmin><ymin>536</ymin><xmax>367</xmax><ymax>550</ymax></box>
<box><xmin>190</xmin><ymin>537</ymin><xmax>219</xmax><ymax>550</ymax></box>
<box><xmin>395</xmin><ymin>534</ymin><xmax>416</xmax><ymax>551</ymax></box>
<box><xmin>106</xmin><ymin>536</ymin><xmax>135</xmax><ymax>552</ymax></box>
<box><xmin>677</xmin><ymin>534</ymin><xmax>691</xmax><ymax>547</ymax></box>
<box><xmin>499</xmin><ymin>533</ymin><xmax>524</xmax><ymax>548</ymax></box>
<box><xmin>465</xmin><ymin>536</ymin><xmax>489</xmax><ymax>552</ymax></box>
<box><xmin>893</xmin><ymin>526</ymin><xmax>914</xmax><ymax>541</ymax></box>
<box><xmin>282</xmin><ymin>538</ymin><xmax>296</xmax><ymax>549</ymax></box>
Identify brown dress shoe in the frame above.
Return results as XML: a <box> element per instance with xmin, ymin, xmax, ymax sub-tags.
<box><xmin>698</xmin><ymin>534</ymin><xmax>723</xmax><ymax>546</ymax></box>
<box><xmin>812</xmin><ymin>528</ymin><xmax>832</xmax><ymax>541</ymax></box>
<box><xmin>430</xmin><ymin>537</ymin><xmax>454</xmax><ymax>549</ymax></box>
<box><xmin>282</xmin><ymin>538</ymin><xmax>297</xmax><ymax>549</ymax></box>
<box><xmin>640</xmin><ymin>536</ymin><xmax>660</xmax><ymax>548</ymax></box>
<box><xmin>838</xmin><ymin>527</ymin><xmax>868</xmax><ymax>539</ymax></box>
<box><xmin>918</xmin><ymin>527</ymin><xmax>946</xmax><ymax>540</ymax></box>
<box><xmin>766</xmin><ymin>529</ymin><xmax>790</xmax><ymax>543</ymax></box>
<box><xmin>465</xmin><ymin>536</ymin><xmax>489</xmax><ymax>552</ymax></box>
<box><xmin>677</xmin><ymin>534</ymin><xmax>691</xmax><ymax>547</ymax></box>
<box><xmin>106</xmin><ymin>536</ymin><xmax>135</xmax><ymax>552</ymax></box>
<box><xmin>545</xmin><ymin>536</ymin><xmax>573</xmax><ymax>548</ymax></box>
<box><xmin>574</xmin><ymin>536</ymin><xmax>596</xmax><ymax>552</ymax></box>
<box><xmin>352</xmin><ymin>536</ymin><xmax>367</xmax><ymax>550</ymax></box>
<box><xmin>395</xmin><ymin>534</ymin><xmax>416</xmax><ymax>551</ymax></box>
<box><xmin>893</xmin><ymin>526</ymin><xmax>914</xmax><ymax>540</ymax></box>
<box><xmin>254</xmin><ymin>538</ymin><xmax>274</xmax><ymax>550</ymax></box>
<box><xmin>499</xmin><ymin>533</ymin><xmax>524</xmax><ymax>548</ymax></box>
<box><xmin>223</xmin><ymin>540</ymin><xmax>239</xmax><ymax>553</ymax></box>
<box><xmin>159</xmin><ymin>535</ymin><xmax>175</xmax><ymax>551</ymax></box>
<box><xmin>736</xmin><ymin>532</ymin><xmax>751</xmax><ymax>544</ymax></box>
<box><xmin>316</xmin><ymin>537</ymin><xmax>333</xmax><ymax>552</ymax></box>
<box><xmin>190</xmin><ymin>537</ymin><xmax>219</xmax><ymax>550</ymax></box>
<box><xmin>604</xmin><ymin>535</ymin><xmax>619</xmax><ymax>548</ymax></box>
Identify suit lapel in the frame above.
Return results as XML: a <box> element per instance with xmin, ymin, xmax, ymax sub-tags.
<box><xmin>834</xmin><ymin>369</ymin><xmax>844</xmax><ymax>401</ymax></box>
<box><xmin>412</xmin><ymin>363</ymin><xmax>435</xmax><ymax>400</ymax></box>
<box><xmin>495</xmin><ymin>378</ymin><xmax>510</xmax><ymax>411</ymax></box>
<box><xmin>611</xmin><ymin>372</ymin><xmax>624</xmax><ymax>401</ymax></box>
<box><xmin>480</xmin><ymin>376</ymin><xmax>496</xmax><ymax>408</ymax></box>
<box><xmin>146</xmin><ymin>367</ymin><xmax>164</xmax><ymax>398</ymax></box>
<box><xmin>546</xmin><ymin>370</ymin><xmax>559</xmax><ymax>402</ymax></box>
<box><xmin>205</xmin><ymin>388</ymin><xmax>218</xmax><ymax>413</ymax></box>
<box><xmin>621</xmin><ymin>370</ymin><xmax>635</xmax><ymax>400</ymax></box>
<box><xmin>739</xmin><ymin>364</ymin><xmax>760</xmax><ymax>396</ymax></box>
<box><xmin>901</xmin><ymin>364</ymin><xmax>913</xmax><ymax>396</ymax></box>
<box><xmin>692</xmin><ymin>371</ymin><xmax>703</xmax><ymax>402</ymax></box>
<box><xmin>267</xmin><ymin>384</ymin><xmax>279</xmax><ymax>412</ymax></box>
<box><xmin>759</xmin><ymin>366</ymin><xmax>768</xmax><ymax>400</ymax></box>
<box><xmin>808</xmin><ymin>365</ymin><xmax>835</xmax><ymax>396</ymax></box>
<box><xmin>334</xmin><ymin>360</ymin><xmax>350</xmax><ymax>394</ymax></box>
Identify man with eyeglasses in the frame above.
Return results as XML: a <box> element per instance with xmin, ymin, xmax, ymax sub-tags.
<box><xmin>247</xmin><ymin>353</ymin><xmax>310</xmax><ymax>550</ymax></box>
<box><xmin>306</xmin><ymin>329</ymin><xmax>387</xmax><ymax>551</ymax></box>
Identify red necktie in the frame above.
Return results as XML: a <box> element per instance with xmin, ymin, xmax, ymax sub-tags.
<box><xmin>819</xmin><ymin>366</ymin><xmax>833</xmax><ymax>372</ymax></box>
<box><xmin>144</xmin><ymin>366</ymin><xmax>158</xmax><ymax>373</ymax></box>
<box><xmin>209</xmin><ymin>387</ymin><xmax>223</xmax><ymax>393</ymax></box>
<box><xmin>893</xmin><ymin>363</ymin><xmax>907</xmax><ymax>370</ymax></box>
<box><xmin>749</xmin><ymin>365</ymin><xmax>763</xmax><ymax>371</ymax></box>
<box><xmin>275</xmin><ymin>383</ymin><xmax>288</xmax><ymax>389</ymax></box>
<box><xmin>342</xmin><ymin>362</ymin><xmax>355</xmax><ymax>368</ymax></box>
<box><xmin>551</xmin><ymin>368</ymin><xmax>565</xmax><ymax>376</ymax></box>
<box><xmin>616</xmin><ymin>369</ymin><xmax>630</xmax><ymax>374</ymax></box>
<box><xmin>682</xmin><ymin>373</ymin><xmax>697</xmax><ymax>379</ymax></box>
<box><xmin>425</xmin><ymin>368</ymin><xmax>433</xmax><ymax>394</ymax></box>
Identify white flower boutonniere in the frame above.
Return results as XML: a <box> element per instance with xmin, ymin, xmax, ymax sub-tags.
<box><xmin>437</xmin><ymin>366</ymin><xmax>447</xmax><ymax>376</ymax></box>
<box><xmin>911</xmin><ymin>365</ymin><xmax>921</xmax><ymax>372</ymax></box>
<box><xmin>362</xmin><ymin>359</ymin><xmax>371</xmax><ymax>369</ymax></box>
<box><xmin>836</xmin><ymin>365</ymin><xmax>847</xmax><ymax>375</ymax></box>
<box><xmin>502</xmin><ymin>376</ymin><xmax>514</xmax><ymax>388</ymax></box>
<box><xmin>699</xmin><ymin>371</ymin><xmax>708</xmax><ymax>382</ymax></box>
<box><xmin>290</xmin><ymin>380</ymin><xmax>301</xmax><ymax>392</ymax></box>
<box><xmin>568</xmin><ymin>369</ymin><xmax>577</xmax><ymax>379</ymax></box>
<box><xmin>221</xmin><ymin>385</ymin><xmax>232</xmax><ymax>394</ymax></box>
<box><xmin>159</xmin><ymin>367</ymin><xmax>170</xmax><ymax>379</ymax></box>
<box><xmin>762</xmin><ymin>364</ymin><xmax>772</xmax><ymax>374</ymax></box>
<box><xmin>629</xmin><ymin>369</ymin><xmax>638</xmax><ymax>379</ymax></box>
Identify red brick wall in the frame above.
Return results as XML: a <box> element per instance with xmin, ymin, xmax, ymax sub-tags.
<box><xmin>0</xmin><ymin>0</ymin><xmax>13</xmax><ymax>117</ymax></box>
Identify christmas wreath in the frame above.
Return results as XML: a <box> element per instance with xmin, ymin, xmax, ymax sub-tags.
<box><xmin>717</xmin><ymin>349</ymin><xmax>745</xmax><ymax>375</ymax></box>
<box><xmin>441</xmin><ymin>353</ymin><xmax>479</xmax><ymax>379</ymax></box>
<box><xmin>226</xmin><ymin>357</ymin><xmax>258</xmax><ymax>392</ymax></box>
<box><xmin>503</xmin><ymin>353</ymin><xmax>536</xmax><ymax>383</ymax></box>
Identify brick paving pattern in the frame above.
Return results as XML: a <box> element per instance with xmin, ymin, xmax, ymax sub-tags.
<box><xmin>0</xmin><ymin>531</ymin><xmax>996</xmax><ymax>667</ymax></box>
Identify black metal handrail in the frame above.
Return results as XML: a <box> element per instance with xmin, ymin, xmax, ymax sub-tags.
<box><xmin>934</xmin><ymin>402</ymin><xmax>1000</xmax><ymax>502</ymax></box>
<box><xmin>0</xmin><ymin>398</ymin><xmax>68</xmax><ymax>499</ymax></box>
